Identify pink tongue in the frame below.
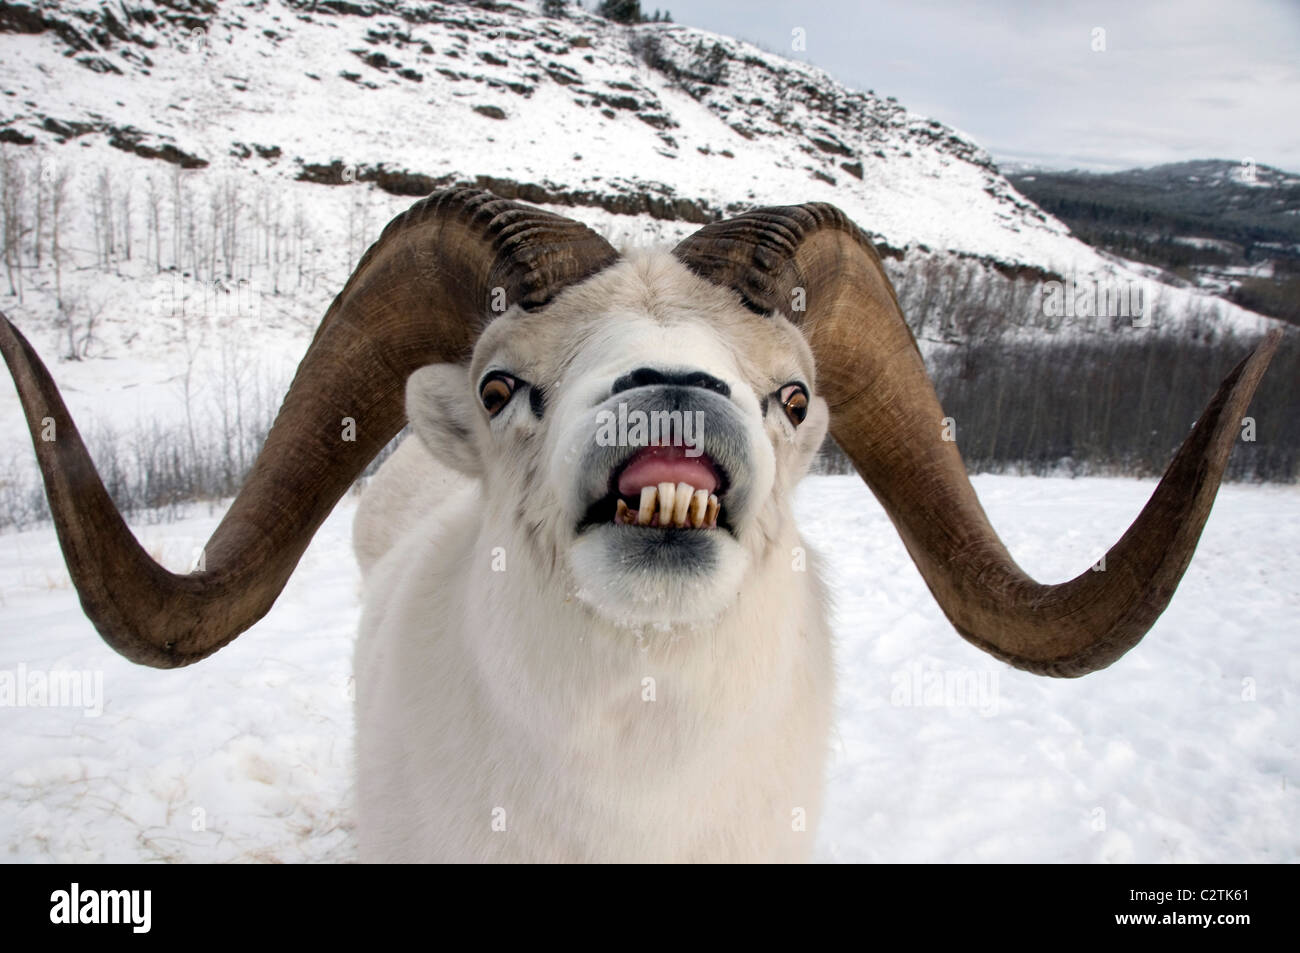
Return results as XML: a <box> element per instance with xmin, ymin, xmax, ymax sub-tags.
<box><xmin>617</xmin><ymin>445</ymin><xmax>719</xmax><ymax>496</ymax></box>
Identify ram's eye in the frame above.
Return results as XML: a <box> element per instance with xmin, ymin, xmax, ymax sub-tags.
<box><xmin>480</xmin><ymin>373</ymin><xmax>517</xmax><ymax>417</ymax></box>
<box><xmin>779</xmin><ymin>383</ymin><xmax>809</xmax><ymax>427</ymax></box>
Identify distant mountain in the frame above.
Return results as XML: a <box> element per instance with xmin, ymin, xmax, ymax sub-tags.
<box><xmin>1009</xmin><ymin>160</ymin><xmax>1300</xmax><ymax>324</ymax></box>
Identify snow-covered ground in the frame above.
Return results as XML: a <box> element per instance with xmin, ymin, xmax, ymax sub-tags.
<box><xmin>1</xmin><ymin>472</ymin><xmax>1295</xmax><ymax>863</ymax></box>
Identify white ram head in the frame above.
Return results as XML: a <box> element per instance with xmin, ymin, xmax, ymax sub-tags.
<box><xmin>404</xmin><ymin>249</ymin><xmax>828</xmax><ymax>627</ymax></box>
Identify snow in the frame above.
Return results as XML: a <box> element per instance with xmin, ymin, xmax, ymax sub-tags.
<box><xmin>1</xmin><ymin>473</ymin><xmax>1295</xmax><ymax>863</ymax></box>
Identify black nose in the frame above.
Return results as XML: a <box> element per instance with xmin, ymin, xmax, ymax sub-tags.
<box><xmin>611</xmin><ymin>367</ymin><xmax>731</xmax><ymax>399</ymax></box>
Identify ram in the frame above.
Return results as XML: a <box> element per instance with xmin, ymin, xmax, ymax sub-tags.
<box><xmin>0</xmin><ymin>189</ymin><xmax>1279</xmax><ymax>862</ymax></box>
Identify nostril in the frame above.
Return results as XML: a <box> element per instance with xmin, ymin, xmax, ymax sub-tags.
<box><xmin>611</xmin><ymin>367</ymin><xmax>731</xmax><ymax>399</ymax></box>
<box><xmin>611</xmin><ymin>367</ymin><xmax>667</xmax><ymax>394</ymax></box>
<box><xmin>678</xmin><ymin>371</ymin><xmax>731</xmax><ymax>398</ymax></box>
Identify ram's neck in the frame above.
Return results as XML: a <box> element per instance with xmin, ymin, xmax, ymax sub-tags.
<box><xmin>459</xmin><ymin>508</ymin><xmax>824</xmax><ymax>752</ymax></box>
<box><xmin>355</xmin><ymin>490</ymin><xmax>833</xmax><ymax>859</ymax></box>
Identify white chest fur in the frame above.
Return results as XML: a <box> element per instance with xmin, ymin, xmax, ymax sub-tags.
<box><xmin>353</xmin><ymin>484</ymin><xmax>833</xmax><ymax>863</ymax></box>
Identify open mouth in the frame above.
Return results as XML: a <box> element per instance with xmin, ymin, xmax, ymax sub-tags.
<box><xmin>579</xmin><ymin>444</ymin><xmax>732</xmax><ymax>533</ymax></box>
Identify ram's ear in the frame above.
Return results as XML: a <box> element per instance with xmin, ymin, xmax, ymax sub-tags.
<box><xmin>405</xmin><ymin>364</ymin><xmax>485</xmax><ymax>478</ymax></box>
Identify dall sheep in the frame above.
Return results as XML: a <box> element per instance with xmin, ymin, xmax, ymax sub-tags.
<box><xmin>0</xmin><ymin>188</ymin><xmax>1280</xmax><ymax>863</ymax></box>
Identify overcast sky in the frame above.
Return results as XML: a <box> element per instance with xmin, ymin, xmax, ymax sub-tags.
<box><xmin>666</xmin><ymin>0</ymin><xmax>1300</xmax><ymax>173</ymax></box>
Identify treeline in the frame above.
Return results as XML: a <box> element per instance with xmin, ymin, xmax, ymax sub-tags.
<box><xmin>594</xmin><ymin>1</ymin><xmax>673</xmax><ymax>24</ymax></box>
<box><xmin>1009</xmin><ymin>164</ymin><xmax>1300</xmax><ymax>325</ymax></box>
<box><xmin>0</xmin><ymin>346</ymin><xmax>281</xmax><ymax>531</ymax></box>
<box><xmin>3</xmin><ymin>329</ymin><xmax>1295</xmax><ymax>533</ymax></box>
<box><xmin>0</xmin><ymin>146</ymin><xmax>381</xmax><ymax>357</ymax></box>
<box><xmin>1067</xmin><ymin>227</ymin><xmax>1236</xmax><ymax>270</ymax></box>
<box><xmin>0</xmin><ymin>368</ymin><xmax>404</xmax><ymax>532</ymax></box>
<box><xmin>816</xmin><ymin>329</ymin><xmax>1298</xmax><ymax>482</ymax></box>
<box><xmin>1009</xmin><ymin>165</ymin><xmax>1300</xmax><ymax>249</ymax></box>
<box><xmin>1019</xmin><ymin>201</ymin><xmax>1296</xmax><ymax>285</ymax></box>
<box><xmin>1231</xmin><ymin>275</ymin><xmax>1300</xmax><ymax>326</ymax></box>
<box><xmin>883</xmin><ymin>249</ymin><xmax>1235</xmax><ymax>343</ymax></box>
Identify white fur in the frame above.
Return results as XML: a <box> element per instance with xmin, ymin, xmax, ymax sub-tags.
<box><xmin>352</xmin><ymin>251</ymin><xmax>834</xmax><ymax>862</ymax></box>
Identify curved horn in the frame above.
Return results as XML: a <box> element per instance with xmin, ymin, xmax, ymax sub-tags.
<box><xmin>675</xmin><ymin>203</ymin><xmax>1282</xmax><ymax>676</ymax></box>
<box><xmin>1</xmin><ymin>188</ymin><xmax>618</xmax><ymax>668</ymax></box>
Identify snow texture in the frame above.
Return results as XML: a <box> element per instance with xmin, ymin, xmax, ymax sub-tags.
<box><xmin>0</xmin><ymin>473</ymin><xmax>1295</xmax><ymax>863</ymax></box>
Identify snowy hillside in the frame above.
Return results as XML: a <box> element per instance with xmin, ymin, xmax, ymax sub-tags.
<box><xmin>0</xmin><ymin>0</ymin><xmax>1282</xmax><ymax>311</ymax></box>
<box><xmin>2</xmin><ymin>0</ymin><xmax>1078</xmax><ymax>263</ymax></box>
<box><xmin>0</xmin><ymin>1</ymin><xmax>1281</xmax><ymax>467</ymax></box>
<box><xmin>1</xmin><ymin>472</ymin><xmax>1296</xmax><ymax>863</ymax></box>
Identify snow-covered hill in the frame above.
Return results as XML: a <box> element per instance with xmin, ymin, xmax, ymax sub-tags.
<box><xmin>1</xmin><ymin>0</ymin><xmax>1282</xmax><ymax>312</ymax></box>
<box><xmin>3</xmin><ymin>0</ymin><xmax>1072</xmax><ymax>262</ymax></box>
<box><xmin>0</xmin><ymin>2</ymin><xmax>1279</xmax><ymax>453</ymax></box>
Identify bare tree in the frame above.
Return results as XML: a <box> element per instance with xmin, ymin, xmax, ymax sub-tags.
<box><xmin>96</xmin><ymin>167</ymin><xmax>115</xmax><ymax>268</ymax></box>
<box><xmin>145</xmin><ymin>174</ymin><xmax>163</xmax><ymax>271</ymax></box>
<box><xmin>76</xmin><ymin>292</ymin><xmax>105</xmax><ymax>358</ymax></box>
<box><xmin>171</xmin><ymin>165</ymin><xmax>183</xmax><ymax>272</ymax></box>
<box><xmin>31</xmin><ymin>159</ymin><xmax>46</xmax><ymax>267</ymax></box>
<box><xmin>118</xmin><ymin>172</ymin><xmax>133</xmax><ymax>262</ymax></box>
<box><xmin>294</xmin><ymin>202</ymin><xmax>309</xmax><ymax>288</ymax></box>
<box><xmin>0</xmin><ymin>146</ymin><xmax>25</xmax><ymax>298</ymax></box>
<box><xmin>89</xmin><ymin>181</ymin><xmax>103</xmax><ymax>267</ymax></box>
<box><xmin>58</xmin><ymin>296</ymin><xmax>80</xmax><ymax>360</ymax></box>
<box><xmin>218</xmin><ymin>177</ymin><xmax>240</xmax><ymax>279</ymax></box>
<box><xmin>49</xmin><ymin>162</ymin><xmax>69</xmax><ymax>311</ymax></box>
<box><xmin>346</xmin><ymin>187</ymin><xmax>374</xmax><ymax>274</ymax></box>
<box><xmin>179</xmin><ymin>314</ymin><xmax>204</xmax><ymax>469</ymax></box>
<box><xmin>183</xmin><ymin>181</ymin><xmax>200</xmax><ymax>279</ymax></box>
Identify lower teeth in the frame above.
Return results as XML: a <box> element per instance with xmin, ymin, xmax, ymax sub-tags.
<box><xmin>614</xmin><ymin>488</ymin><xmax>720</xmax><ymax>529</ymax></box>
